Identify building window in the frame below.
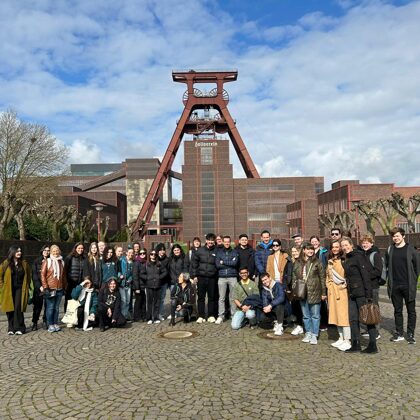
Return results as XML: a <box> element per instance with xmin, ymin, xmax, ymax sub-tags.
<box><xmin>200</xmin><ymin>147</ymin><xmax>213</xmax><ymax>165</ymax></box>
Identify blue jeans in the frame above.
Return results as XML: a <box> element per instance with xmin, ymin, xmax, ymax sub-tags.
<box><xmin>119</xmin><ymin>287</ymin><xmax>131</xmax><ymax>318</ymax></box>
<box><xmin>159</xmin><ymin>284</ymin><xmax>172</xmax><ymax>318</ymax></box>
<box><xmin>231</xmin><ymin>309</ymin><xmax>256</xmax><ymax>330</ymax></box>
<box><xmin>300</xmin><ymin>300</ymin><xmax>321</xmax><ymax>336</ymax></box>
<box><xmin>45</xmin><ymin>289</ymin><xmax>64</xmax><ymax>327</ymax></box>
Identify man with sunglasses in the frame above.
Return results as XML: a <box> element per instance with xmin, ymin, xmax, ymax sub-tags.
<box><xmin>191</xmin><ymin>233</ymin><xmax>218</xmax><ymax>323</ymax></box>
<box><xmin>330</xmin><ymin>228</ymin><xmax>342</xmax><ymax>241</ymax></box>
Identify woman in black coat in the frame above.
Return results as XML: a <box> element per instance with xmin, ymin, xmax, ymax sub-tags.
<box><xmin>31</xmin><ymin>245</ymin><xmax>49</xmax><ymax>330</ymax></box>
<box><xmin>168</xmin><ymin>244</ymin><xmax>189</xmax><ymax>288</ymax></box>
<box><xmin>140</xmin><ymin>251</ymin><xmax>167</xmax><ymax>325</ymax></box>
<box><xmin>341</xmin><ymin>237</ymin><xmax>378</xmax><ymax>354</ymax></box>
<box><xmin>84</xmin><ymin>242</ymin><xmax>102</xmax><ymax>290</ymax></box>
<box><xmin>97</xmin><ymin>278</ymin><xmax>126</xmax><ymax>332</ymax></box>
<box><xmin>133</xmin><ymin>248</ymin><xmax>148</xmax><ymax>322</ymax></box>
<box><xmin>64</xmin><ymin>242</ymin><xmax>86</xmax><ymax>311</ymax></box>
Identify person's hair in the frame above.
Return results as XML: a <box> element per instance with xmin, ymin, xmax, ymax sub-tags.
<box><xmin>103</xmin><ymin>246</ymin><xmax>116</xmax><ymax>263</ymax></box>
<box><xmin>50</xmin><ymin>244</ymin><xmax>61</xmax><ymax>255</ymax></box>
<box><xmin>328</xmin><ymin>240</ymin><xmax>343</xmax><ymax>260</ymax></box>
<box><xmin>170</xmin><ymin>243</ymin><xmax>185</xmax><ymax>258</ymax></box>
<box><xmin>360</xmin><ymin>234</ymin><xmax>374</xmax><ymax>244</ymax></box>
<box><xmin>39</xmin><ymin>244</ymin><xmax>50</xmax><ymax>256</ymax></box>
<box><xmin>88</xmin><ymin>242</ymin><xmax>99</xmax><ymax>263</ymax></box>
<box><xmin>205</xmin><ymin>233</ymin><xmax>216</xmax><ymax>241</ymax></box>
<box><xmin>133</xmin><ymin>242</ymin><xmax>140</xmax><ymax>247</ymax></box>
<box><xmin>107</xmin><ymin>277</ymin><xmax>118</xmax><ymax>289</ymax></box>
<box><xmin>193</xmin><ymin>236</ymin><xmax>201</xmax><ymax>243</ymax></box>
<box><xmin>71</xmin><ymin>242</ymin><xmax>85</xmax><ymax>257</ymax></box>
<box><xmin>179</xmin><ymin>272</ymin><xmax>190</xmax><ymax>282</ymax></box>
<box><xmin>309</xmin><ymin>235</ymin><xmax>320</xmax><ymax>242</ymax></box>
<box><xmin>7</xmin><ymin>246</ymin><xmax>22</xmax><ymax>267</ymax></box>
<box><xmin>223</xmin><ymin>235</ymin><xmax>231</xmax><ymax>241</ymax></box>
<box><xmin>239</xmin><ymin>267</ymin><xmax>249</xmax><ymax>273</ymax></box>
<box><xmin>298</xmin><ymin>243</ymin><xmax>315</xmax><ymax>263</ymax></box>
<box><xmin>139</xmin><ymin>247</ymin><xmax>147</xmax><ymax>255</ymax></box>
<box><xmin>260</xmin><ymin>271</ymin><xmax>270</xmax><ymax>280</ymax></box>
<box><xmin>271</xmin><ymin>239</ymin><xmax>281</xmax><ymax>247</ymax></box>
<box><xmin>340</xmin><ymin>236</ymin><xmax>354</xmax><ymax>247</ymax></box>
<box><xmin>260</xmin><ymin>230</ymin><xmax>270</xmax><ymax>236</ymax></box>
<box><xmin>330</xmin><ymin>227</ymin><xmax>341</xmax><ymax>234</ymax></box>
<box><xmin>390</xmin><ymin>226</ymin><xmax>405</xmax><ymax>237</ymax></box>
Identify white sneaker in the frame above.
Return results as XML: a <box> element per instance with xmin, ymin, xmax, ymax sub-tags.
<box><xmin>66</xmin><ymin>323</ymin><xmax>73</xmax><ymax>328</ymax></box>
<box><xmin>207</xmin><ymin>316</ymin><xmax>216</xmax><ymax>323</ymax></box>
<box><xmin>154</xmin><ymin>320</ymin><xmax>161</xmax><ymax>324</ymax></box>
<box><xmin>291</xmin><ymin>325</ymin><xmax>304</xmax><ymax>335</ymax></box>
<box><xmin>310</xmin><ymin>335</ymin><xmax>318</xmax><ymax>345</ymax></box>
<box><xmin>302</xmin><ymin>332</ymin><xmax>312</xmax><ymax>343</ymax></box>
<box><xmin>196</xmin><ymin>317</ymin><xmax>205</xmax><ymax>324</ymax></box>
<box><xmin>147</xmin><ymin>320</ymin><xmax>153</xmax><ymax>325</ymax></box>
<box><xmin>215</xmin><ymin>317</ymin><xmax>223</xmax><ymax>325</ymax></box>
<box><xmin>167</xmin><ymin>315</ymin><xmax>172</xmax><ymax>320</ymax></box>
<box><xmin>83</xmin><ymin>327</ymin><xmax>93</xmax><ymax>332</ymax></box>
<box><xmin>331</xmin><ymin>339</ymin><xmax>344</xmax><ymax>348</ymax></box>
<box><xmin>338</xmin><ymin>341</ymin><xmax>352</xmax><ymax>351</ymax></box>
<box><xmin>274</xmin><ymin>323</ymin><xmax>284</xmax><ymax>336</ymax></box>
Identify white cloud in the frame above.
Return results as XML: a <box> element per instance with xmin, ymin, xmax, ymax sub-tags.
<box><xmin>0</xmin><ymin>0</ymin><xmax>419</xmax><ymax>190</ymax></box>
<box><xmin>68</xmin><ymin>139</ymin><xmax>101</xmax><ymax>164</ymax></box>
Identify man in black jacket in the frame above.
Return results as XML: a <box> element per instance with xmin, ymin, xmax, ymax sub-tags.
<box><xmin>191</xmin><ymin>233</ymin><xmax>218</xmax><ymax>323</ymax></box>
<box><xmin>235</xmin><ymin>234</ymin><xmax>256</xmax><ymax>279</ymax></box>
<box><xmin>386</xmin><ymin>227</ymin><xmax>420</xmax><ymax>344</ymax></box>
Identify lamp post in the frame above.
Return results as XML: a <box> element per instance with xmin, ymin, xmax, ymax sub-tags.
<box><xmin>92</xmin><ymin>203</ymin><xmax>106</xmax><ymax>241</ymax></box>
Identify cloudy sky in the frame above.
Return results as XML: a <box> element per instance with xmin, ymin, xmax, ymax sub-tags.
<box><xmin>1</xmin><ymin>0</ymin><xmax>419</xmax><ymax>191</ymax></box>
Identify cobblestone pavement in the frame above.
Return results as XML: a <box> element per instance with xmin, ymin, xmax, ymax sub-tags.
<box><xmin>0</xmin><ymin>292</ymin><xmax>419</xmax><ymax>419</ymax></box>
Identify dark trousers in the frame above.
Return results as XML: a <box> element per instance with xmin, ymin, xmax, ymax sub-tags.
<box><xmin>197</xmin><ymin>276</ymin><xmax>218</xmax><ymax>319</ymax></box>
<box><xmin>146</xmin><ymin>288</ymin><xmax>161</xmax><ymax>321</ymax></box>
<box><xmin>76</xmin><ymin>306</ymin><xmax>96</xmax><ymax>329</ymax></box>
<box><xmin>349</xmin><ymin>296</ymin><xmax>376</xmax><ymax>343</ymax></box>
<box><xmin>320</xmin><ymin>300</ymin><xmax>329</xmax><ymax>327</ymax></box>
<box><xmin>170</xmin><ymin>299</ymin><xmax>192</xmax><ymax>323</ymax></box>
<box><xmin>7</xmin><ymin>285</ymin><xmax>25</xmax><ymax>333</ymax></box>
<box><xmin>133</xmin><ymin>289</ymin><xmax>147</xmax><ymax>321</ymax></box>
<box><xmin>98</xmin><ymin>308</ymin><xmax>126</xmax><ymax>328</ymax></box>
<box><xmin>291</xmin><ymin>300</ymin><xmax>303</xmax><ymax>325</ymax></box>
<box><xmin>32</xmin><ymin>290</ymin><xmax>46</xmax><ymax>324</ymax></box>
<box><xmin>391</xmin><ymin>284</ymin><xmax>416</xmax><ymax>336</ymax></box>
<box><xmin>261</xmin><ymin>304</ymin><xmax>285</xmax><ymax>325</ymax></box>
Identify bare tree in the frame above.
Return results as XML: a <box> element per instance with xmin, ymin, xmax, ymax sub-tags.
<box><xmin>0</xmin><ymin>110</ymin><xmax>68</xmax><ymax>238</ymax></box>
<box><xmin>390</xmin><ymin>192</ymin><xmax>420</xmax><ymax>233</ymax></box>
<box><xmin>376</xmin><ymin>198</ymin><xmax>399</xmax><ymax>235</ymax></box>
<box><xmin>354</xmin><ymin>202</ymin><xmax>377</xmax><ymax>237</ymax></box>
<box><xmin>318</xmin><ymin>213</ymin><xmax>339</xmax><ymax>233</ymax></box>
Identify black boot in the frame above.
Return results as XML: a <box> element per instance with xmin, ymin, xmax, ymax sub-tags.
<box><xmin>31</xmin><ymin>323</ymin><xmax>38</xmax><ymax>331</ymax></box>
<box><xmin>170</xmin><ymin>318</ymin><xmax>176</xmax><ymax>326</ymax></box>
<box><xmin>345</xmin><ymin>340</ymin><xmax>361</xmax><ymax>353</ymax></box>
<box><xmin>362</xmin><ymin>341</ymin><xmax>378</xmax><ymax>354</ymax></box>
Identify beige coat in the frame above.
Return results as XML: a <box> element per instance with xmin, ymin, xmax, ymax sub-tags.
<box><xmin>326</xmin><ymin>258</ymin><xmax>349</xmax><ymax>327</ymax></box>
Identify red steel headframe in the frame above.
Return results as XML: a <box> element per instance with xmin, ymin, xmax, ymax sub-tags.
<box><xmin>132</xmin><ymin>70</ymin><xmax>260</xmax><ymax>239</ymax></box>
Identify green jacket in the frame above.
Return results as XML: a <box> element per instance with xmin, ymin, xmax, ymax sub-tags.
<box><xmin>0</xmin><ymin>260</ymin><xmax>33</xmax><ymax>313</ymax></box>
<box><xmin>292</xmin><ymin>258</ymin><xmax>326</xmax><ymax>305</ymax></box>
<box><xmin>232</xmin><ymin>279</ymin><xmax>259</xmax><ymax>310</ymax></box>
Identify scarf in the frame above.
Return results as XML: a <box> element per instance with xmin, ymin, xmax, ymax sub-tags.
<box><xmin>48</xmin><ymin>255</ymin><xmax>63</xmax><ymax>279</ymax></box>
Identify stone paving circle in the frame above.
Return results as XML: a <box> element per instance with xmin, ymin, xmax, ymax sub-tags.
<box><xmin>0</xmin><ymin>290</ymin><xmax>419</xmax><ymax>419</ymax></box>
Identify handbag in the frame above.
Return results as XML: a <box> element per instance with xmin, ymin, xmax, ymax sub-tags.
<box><xmin>61</xmin><ymin>299</ymin><xmax>81</xmax><ymax>325</ymax></box>
<box><xmin>359</xmin><ymin>302</ymin><xmax>381</xmax><ymax>325</ymax></box>
<box><xmin>291</xmin><ymin>279</ymin><xmax>307</xmax><ymax>300</ymax></box>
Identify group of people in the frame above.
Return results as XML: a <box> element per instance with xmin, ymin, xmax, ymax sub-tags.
<box><xmin>0</xmin><ymin>227</ymin><xmax>418</xmax><ymax>354</ymax></box>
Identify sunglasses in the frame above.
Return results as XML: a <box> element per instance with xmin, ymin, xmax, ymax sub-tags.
<box><xmin>150</xmin><ymin>253</ymin><xmax>157</xmax><ymax>256</ymax></box>
<box><xmin>139</xmin><ymin>252</ymin><xmax>146</xmax><ymax>255</ymax></box>
<box><xmin>272</xmin><ymin>244</ymin><xmax>280</xmax><ymax>247</ymax></box>
<box><xmin>331</xmin><ymin>233</ymin><xmax>340</xmax><ymax>236</ymax></box>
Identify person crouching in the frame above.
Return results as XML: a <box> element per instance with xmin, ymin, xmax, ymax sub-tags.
<box><xmin>71</xmin><ymin>277</ymin><xmax>97</xmax><ymax>331</ymax></box>
<box><xmin>170</xmin><ymin>272</ymin><xmax>196</xmax><ymax>326</ymax></box>
<box><xmin>261</xmin><ymin>272</ymin><xmax>286</xmax><ymax>336</ymax></box>
<box><xmin>97</xmin><ymin>278</ymin><xmax>126</xmax><ymax>332</ymax></box>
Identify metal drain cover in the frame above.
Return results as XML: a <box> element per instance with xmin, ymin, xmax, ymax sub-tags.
<box><xmin>257</xmin><ymin>331</ymin><xmax>300</xmax><ymax>341</ymax></box>
<box><xmin>159</xmin><ymin>330</ymin><xmax>199</xmax><ymax>339</ymax></box>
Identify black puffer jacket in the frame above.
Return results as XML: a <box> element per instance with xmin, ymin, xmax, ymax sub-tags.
<box><xmin>235</xmin><ymin>245</ymin><xmax>256</xmax><ymax>278</ymax></box>
<box><xmin>140</xmin><ymin>262</ymin><xmax>168</xmax><ymax>289</ymax></box>
<box><xmin>169</xmin><ymin>255</ymin><xmax>189</xmax><ymax>285</ymax></box>
<box><xmin>342</xmin><ymin>250</ymin><xmax>372</xmax><ymax>299</ymax></box>
<box><xmin>190</xmin><ymin>245</ymin><xmax>217</xmax><ymax>278</ymax></box>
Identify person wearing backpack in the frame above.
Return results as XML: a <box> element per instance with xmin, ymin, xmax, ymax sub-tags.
<box><xmin>360</xmin><ymin>234</ymin><xmax>384</xmax><ymax>340</ymax></box>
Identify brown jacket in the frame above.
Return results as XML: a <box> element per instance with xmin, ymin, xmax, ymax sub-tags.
<box><xmin>41</xmin><ymin>258</ymin><xmax>67</xmax><ymax>290</ymax></box>
<box><xmin>266</xmin><ymin>251</ymin><xmax>289</xmax><ymax>283</ymax></box>
<box><xmin>326</xmin><ymin>258</ymin><xmax>349</xmax><ymax>327</ymax></box>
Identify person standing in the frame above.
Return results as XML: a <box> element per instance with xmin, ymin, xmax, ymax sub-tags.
<box><xmin>191</xmin><ymin>233</ymin><xmax>218</xmax><ymax>323</ymax></box>
<box><xmin>84</xmin><ymin>242</ymin><xmax>102</xmax><ymax>290</ymax></box>
<box><xmin>341</xmin><ymin>237</ymin><xmax>377</xmax><ymax>353</ymax></box>
<box><xmin>31</xmin><ymin>245</ymin><xmax>49</xmax><ymax>330</ymax></box>
<box><xmin>101</xmin><ymin>246</ymin><xmax>118</xmax><ymax>286</ymax></box>
<box><xmin>0</xmin><ymin>246</ymin><xmax>32</xmax><ymax>335</ymax></box>
<box><xmin>64</xmin><ymin>242</ymin><xmax>85</xmax><ymax>311</ymax></box>
<box><xmin>326</xmin><ymin>241</ymin><xmax>351</xmax><ymax>351</ymax></box>
<box><xmin>386</xmin><ymin>227</ymin><xmax>420</xmax><ymax>344</ymax></box>
<box><xmin>133</xmin><ymin>248</ymin><xmax>148</xmax><ymax>322</ymax></box>
<box><xmin>117</xmin><ymin>247</ymin><xmax>134</xmax><ymax>320</ymax></box>
<box><xmin>41</xmin><ymin>245</ymin><xmax>67</xmax><ymax>333</ymax></box>
<box><xmin>235</xmin><ymin>234</ymin><xmax>256</xmax><ymax>280</ymax></box>
<box><xmin>215</xmin><ymin>236</ymin><xmax>239</xmax><ymax>325</ymax></box>
<box><xmin>292</xmin><ymin>243</ymin><xmax>327</xmax><ymax>345</ymax></box>
<box><xmin>255</xmin><ymin>230</ymin><xmax>273</xmax><ymax>279</ymax></box>
<box><xmin>156</xmin><ymin>243</ymin><xmax>171</xmax><ymax>321</ymax></box>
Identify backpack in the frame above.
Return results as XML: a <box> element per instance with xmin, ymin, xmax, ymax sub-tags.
<box><xmin>368</xmin><ymin>251</ymin><xmax>387</xmax><ymax>286</ymax></box>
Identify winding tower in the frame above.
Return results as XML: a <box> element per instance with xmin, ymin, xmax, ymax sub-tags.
<box><xmin>132</xmin><ymin>69</ymin><xmax>259</xmax><ymax>240</ymax></box>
